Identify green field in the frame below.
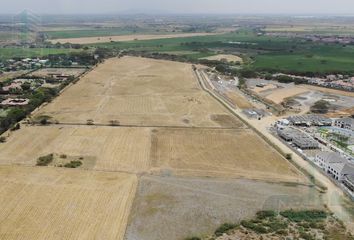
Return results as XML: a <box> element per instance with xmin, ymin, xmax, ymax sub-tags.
<box><xmin>0</xmin><ymin>48</ymin><xmax>81</xmax><ymax>60</ymax></box>
<box><xmin>91</xmin><ymin>30</ymin><xmax>354</xmax><ymax>74</ymax></box>
<box><xmin>44</xmin><ymin>27</ymin><xmax>162</xmax><ymax>39</ymax></box>
<box><xmin>253</xmin><ymin>45</ymin><xmax>354</xmax><ymax>73</ymax></box>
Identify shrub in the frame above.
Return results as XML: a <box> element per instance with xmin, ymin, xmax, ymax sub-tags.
<box><xmin>0</xmin><ymin>136</ymin><xmax>6</xmax><ymax>143</ymax></box>
<box><xmin>64</xmin><ymin>160</ymin><xmax>82</xmax><ymax>168</ymax></box>
<box><xmin>60</xmin><ymin>154</ymin><xmax>67</xmax><ymax>159</ymax></box>
<box><xmin>241</xmin><ymin>220</ymin><xmax>268</xmax><ymax>234</ymax></box>
<box><xmin>185</xmin><ymin>237</ymin><xmax>201</xmax><ymax>240</ymax></box>
<box><xmin>280</xmin><ymin>210</ymin><xmax>327</xmax><ymax>222</ymax></box>
<box><xmin>256</xmin><ymin>210</ymin><xmax>276</xmax><ymax>219</ymax></box>
<box><xmin>36</xmin><ymin>154</ymin><xmax>54</xmax><ymax>166</ymax></box>
<box><xmin>215</xmin><ymin>223</ymin><xmax>237</xmax><ymax>236</ymax></box>
<box><xmin>11</xmin><ymin>123</ymin><xmax>20</xmax><ymax>131</ymax></box>
<box><xmin>265</xmin><ymin>220</ymin><xmax>288</xmax><ymax>232</ymax></box>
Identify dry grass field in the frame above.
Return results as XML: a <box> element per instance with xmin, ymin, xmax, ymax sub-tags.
<box><xmin>201</xmin><ymin>54</ymin><xmax>243</xmax><ymax>63</ymax></box>
<box><xmin>150</xmin><ymin>128</ymin><xmax>304</xmax><ymax>182</ymax></box>
<box><xmin>125</xmin><ymin>175</ymin><xmax>324</xmax><ymax>240</ymax></box>
<box><xmin>36</xmin><ymin>57</ymin><xmax>241</xmax><ymax>127</ymax></box>
<box><xmin>225</xmin><ymin>91</ymin><xmax>253</xmax><ymax>109</ymax></box>
<box><xmin>0</xmin><ymin>125</ymin><xmax>151</xmax><ymax>173</ymax></box>
<box><xmin>49</xmin><ymin>33</ymin><xmax>221</xmax><ymax>44</ymax></box>
<box><xmin>29</xmin><ymin>68</ymin><xmax>87</xmax><ymax>78</ymax></box>
<box><xmin>0</xmin><ymin>165</ymin><xmax>137</xmax><ymax>240</ymax></box>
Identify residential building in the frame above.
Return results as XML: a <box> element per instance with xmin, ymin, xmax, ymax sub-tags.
<box><xmin>335</xmin><ymin>118</ymin><xmax>354</xmax><ymax>131</ymax></box>
<box><xmin>343</xmin><ymin>175</ymin><xmax>354</xmax><ymax>194</ymax></box>
<box><xmin>277</xmin><ymin>127</ymin><xmax>318</xmax><ymax>149</ymax></box>
<box><xmin>315</xmin><ymin>152</ymin><xmax>354</xmax><ymax>181</ymax></box>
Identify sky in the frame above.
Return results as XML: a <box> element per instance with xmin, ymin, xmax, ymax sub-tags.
<box><xmin>1</xmin><ymin>0</ymin><xmax>354</xmax><ymax>15</ymax></box>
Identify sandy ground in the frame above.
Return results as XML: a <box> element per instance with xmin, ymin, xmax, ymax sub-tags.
<box><xmin>265</xmin><ymin>86</ymin><xmax>309</xmax><ymax>104</ymax></box>
<box><xmin>0</xmin><ymin>125</ymin><xmax>151</xmax><ymax>173</ymax></box>
<box><xmin>201</xmin><ymin>54</ymin><xmax>243</xmax><ymax>63</ymax></box>
<box><xmin>49</xmin><ymin>33</ymin><xmax>221</xmax><ymax>44</ymax></box>
<box><xmin>251</xmin><ymin>84</ymin><xmax>278</xmax><ymax>94</ymax></box>
<box><xmin>36</xmin><ymin>57</ymin><xmax>240</xmax><ymax>127</ymax></box>
<box><xmin>150</xmin><ymin>128</ymin><xmax>304</xmax><ymax>183</ymax></box>
<box><xmin>125</xmin><ymin>175</ymin><xmax>324</xmax><ymax>240</ymax></box>
<box><xmin>0</xmin><ymin>165</ymin><xmax>137</xmax><ymax>240</ymax></box>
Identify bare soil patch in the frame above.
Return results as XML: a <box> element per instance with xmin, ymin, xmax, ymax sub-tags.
<box><xmin>300</xmin><ymin>84</ymin><xmax>354</xmax><ymax>98</ymax></box>
<box><xmin>265</xmin><ymin>87</ymin><xmax>309</xmax><ymax>104</ymax></box>
<box><xmin>201</xmin><ymin>54</ymin><xmax>243</xmax><ymax>63</ymax></box>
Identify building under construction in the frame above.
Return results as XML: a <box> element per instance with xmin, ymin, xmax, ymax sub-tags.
<box><xmin>277</xmin><ymin>127</ymin><xmax>319</xmax><ymax>149</ymax></box>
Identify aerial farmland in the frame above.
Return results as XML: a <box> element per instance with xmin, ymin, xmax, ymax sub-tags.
<box><xmin>0</xmin><ymin>56</ymin><xmax>326</xmax><ymax>239</ymax></box>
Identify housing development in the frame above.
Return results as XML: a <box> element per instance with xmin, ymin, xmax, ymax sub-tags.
<box><xmin>0</xmin><ymin>4</ymin><xmax>354</xmax><ymax>240</ymax></box>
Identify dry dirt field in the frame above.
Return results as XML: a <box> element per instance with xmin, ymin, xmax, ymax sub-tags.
<box><xmin>225</xmin><ymin>91</ymin><xmax>254</xmax><ymax>109</ymax></box>
<box><xmin>300</xmin><ymin>84</ymin><xmax>354</xmax><ymax>98</ymax></box>
<box><xmin>28</xmin><ymin>68</ymin><xmax>87</xmax><ymax>78</ymax></box>
<box><xmin>0</xmin><ymin>125</ymin><xmax>151</xmax><ymax>173</ymax></box>
<box><xmin>201</xmin><ymin>54</ymin><xmax>243</xmax><ymax>63</ymax></box>
<box><xmin>36</xmin><ymin>57</ymin><xmax>241</xmax><ymax>127</ymax></box>
<box><xmin>0</xmin><ymin>165</ymin><xmax>137</xmax><ymax>240</ymax></box>
<box><xmin>251</xmin><ymin>84</ymin><xmax>278</xmax><ymax>94</ymax></box>
<box><xmin>265</xmin><ymin>86</ymin><xmax>309</xmax><ymax>104</ymax></box>
<box><xmin>50</xmin><ymin>33</ymin><xmax>221</xmax><ymax>44</ymax></box>
<box><xmin>125</xmin><ymin>175</ymin><xmax>324</xmax><ymax>240</ymax></box>
<box><xmin>150</xmin><ymin>128</ymin><xmax>304</xmax><ymax>182</ymax></box>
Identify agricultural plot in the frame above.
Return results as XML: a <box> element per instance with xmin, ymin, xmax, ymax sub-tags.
<box><xmin>0</xmin><ymin>125</ymin><xmax>151</xmax><ymax>173</ymax></box>
<box><xmin>0</xmin><ymin>56</ymin><xmax>323</xmax><ymax>240</ymax></box>
<box><xmin>49</xmin><ymin>32</ymin><xmax>221</xmax><ymax>44</ymax></box>
<box><xmin>150</xmin><ymin>128</ymin><xmax>304</xmax><ymax>182</ymax></box>
<box><xmin>36</xmin><ymin>57</ymin><xmax>242</xmax><ymax>127</ymax></box>
<box><xmin>125</xmin><ymin>175</ymin><xmax>324</xmax><ymax>240</ymax></box>
<box><xmin>0</xmin><ymin>165</ymin><xmax>137</xmax><ymax>240</ymax></box>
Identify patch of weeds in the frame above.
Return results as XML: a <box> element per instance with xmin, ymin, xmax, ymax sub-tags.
<box><xmin>280</xmin><ymin>210</ymin><xmax>327</xmax><ymax>222</ymax></box>
<box><xmin>64</xmin><ymin>160</ymin><xmax>82</xmax><ymax>168</ymax></box>
<box><xmin>36</xmin><ymin>153</ymin><xmax>54</xmax><ymax>166</ymax></box>
<box><xmin>215</xmin><ymin>223</ymin><xmax>237</xmax><ymax>236</ymax></box>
